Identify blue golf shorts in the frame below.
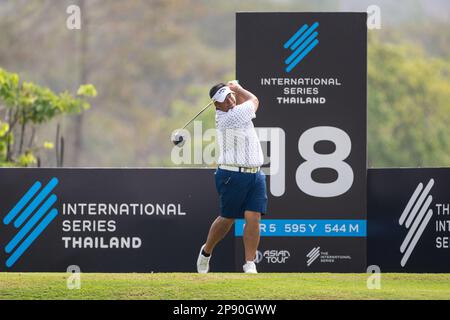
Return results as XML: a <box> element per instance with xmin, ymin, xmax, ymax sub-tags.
<box><xmin>214</xmin><ymin>168</ymin><xmax>268</xmax><ymax>219</ymax></box>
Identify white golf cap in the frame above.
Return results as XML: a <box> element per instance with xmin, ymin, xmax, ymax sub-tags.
<box><xmin>212</xmin><ymin>86</ymin><xmax>233</xmax><ymax>103</ymax></box>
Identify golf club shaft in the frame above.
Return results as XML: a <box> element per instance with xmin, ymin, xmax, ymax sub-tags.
<box><xmin>181</xmin><ymin>100</ymin><xmax>214</xmax><ymax>129</ymax></box>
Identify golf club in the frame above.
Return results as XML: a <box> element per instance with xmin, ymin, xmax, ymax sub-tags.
<box><xmin>171</xmin><ymin>100</ymin><xmax>214</xmax><ymax>147</ymax></box>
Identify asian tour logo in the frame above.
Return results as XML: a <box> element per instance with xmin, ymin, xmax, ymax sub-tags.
<box><xmin>3</xmin><ymin>177</ymin><xmax>59</xmax><ymax>268</ymax></box>
<box><xmin>283</xmin><ymin>22</ymin><xmax>319</xmax><ymax>73</ymax></box>
<box><xmin>399</xmin><ymin>178</ymin><xmax>434</xmax><ymax>267</ymax></box>
<box><xmin>254</xmin><ymin>249</ymin><xmax>291</xmax><ymax>264</ymax></box>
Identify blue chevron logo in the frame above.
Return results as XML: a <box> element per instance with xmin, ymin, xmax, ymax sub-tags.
<box><xmin>284</xmin><ymin>22</ymin><xmax>319</xmax><ymax>73</ymax></box>
<box><xmin>3</xmin><ymin>177</ymin><xmax>59</xmax><ymax>268</ymax></box>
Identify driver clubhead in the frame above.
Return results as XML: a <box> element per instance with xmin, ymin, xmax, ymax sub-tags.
<box><xmin>171</xmin><ymin>131</ymin><xmax>186</xmax><ymax>147</ymax></box>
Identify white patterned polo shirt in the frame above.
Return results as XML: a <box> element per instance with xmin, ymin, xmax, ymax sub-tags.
<box><xmin>215</xmin><ymin>100</ymin><xmax>264</xmax><ymax>168</ymax></box>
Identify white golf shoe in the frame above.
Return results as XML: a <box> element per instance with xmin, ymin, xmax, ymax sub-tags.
<box><xmin>243</xmin><ymin>261</ymin><xmax>258</xmax><ymax>274</ymax></box>
<box><xmin>196</xmin><ymin>244</ymin><xmax>211</xmax><ymax>274</ymax></box>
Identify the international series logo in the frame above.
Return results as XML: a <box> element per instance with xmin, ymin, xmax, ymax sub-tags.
<box><xmin>306</xmin><ymin>246</ymin><xmax>351</xmax><ymax>267</ymax></box>
<box><xmin>399</xmin><ymin>178</ymin><xmax>434</xmax><ymax>267</ymax></box>
<box><xmin>3</xmin><ymin>177</ymin><xmax>59</xmax><ymax>268</ymax></box>
<box><xmin>306</xmin><ymin>246</ymin><xmax>320</xmax><ymax>266</ymax></box>
<box><xmin>283</xmin><ymin>22</ymin><xmax>319</xmax><ymax>73</ymax></box>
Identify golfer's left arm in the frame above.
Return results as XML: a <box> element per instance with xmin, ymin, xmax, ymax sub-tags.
<box><xmin>228</xmin><ymin>82</ymin><xmax>259</xmax><ymax>112</ymax></box>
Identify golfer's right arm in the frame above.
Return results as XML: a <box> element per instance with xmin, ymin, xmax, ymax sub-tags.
<box><xmin>228</xmin><ymin>82</ymin><xmax>259</xmax><ymax>112</ymax></box>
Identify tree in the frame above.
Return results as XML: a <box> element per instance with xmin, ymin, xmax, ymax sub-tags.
<box><xmin>368</xmin><ymin>36</ymin><xmax>450</xmax><ymax>167</ymax></box>
<box><xmin>0</xmin><ymin>68</ymin><xmax>96</xmax><ymax>167</ymax></box>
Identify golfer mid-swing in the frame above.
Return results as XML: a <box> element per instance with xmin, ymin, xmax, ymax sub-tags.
<box><xmin>197</xmin><ymin>81</ymin><xmax>267</xmax><ymax>274</ymax></box>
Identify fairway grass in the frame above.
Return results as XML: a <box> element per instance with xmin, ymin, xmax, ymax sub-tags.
<box><xmin>1</xmin><ymin>273</ymin><xmax>449</xmax><ymax>300</ymax></box>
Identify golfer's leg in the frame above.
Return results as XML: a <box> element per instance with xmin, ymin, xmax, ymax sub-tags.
<box><xmin>243</xmin><ymin>210</ymin><xmax>261</xmax><ymax>261</ymax></box>
<box><xmin>204</xmin><ymin>216</ymin><xmax>235</xmax><ymax>254</ymax></box>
